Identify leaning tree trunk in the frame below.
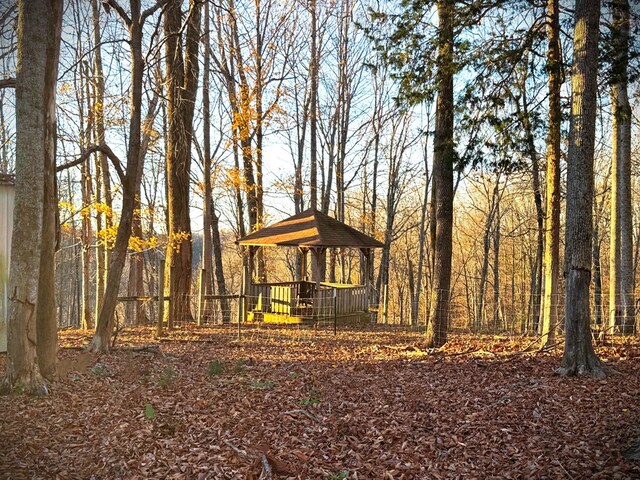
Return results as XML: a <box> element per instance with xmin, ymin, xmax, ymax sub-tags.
<box><xmin>89</xmin><ymin>0</ymin><xmax>146</xmax><ymax>353</ymax></box>
<box><xmin>559</xmin><ymin>0</ymin><xmax>606</xmax><ymax>377</ymax></box>
<box><xmin>164</xmin><ymin>0</ymin><xmax>201</xmax><ymax>327</ymax></box>
<box><xmin>540</xmin><ymin>0</ymin><xmax>562</xmax><ymax>349</ymax></box>
<box><xmin>425</xmin><ymin>0</ymin><xmax>454</xmax><ymax>348</ymax></box>
<box><xmin>2</xmin><ymin>0</ymin><xmax>62</xmax><ymax>394</ymax></box>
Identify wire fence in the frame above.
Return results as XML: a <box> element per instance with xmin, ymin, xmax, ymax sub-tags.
<box><xmin>89</xmin><ymin>286</ymin><xmax>640</xmax><ymax>346</ymax></box>
<box><xmin>53</xmin><ymin>251</ymin><xmax>640</xmax><ymax>344</ymax></box>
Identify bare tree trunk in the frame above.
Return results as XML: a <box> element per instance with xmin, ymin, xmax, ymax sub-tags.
<box><xmin>164</xmin><ymin>0</ymin><xmax>201</xmax><ymax>327</ymax></box>
<box><xmin>560</xmin><ymin>0</ymin><xmax>605</xmax><ymax>377</ymax></box>
<box><xmin>476</xmin><ymin>181</ymin><xmax>498</xmax><ymax>332</ymax></box>
<box><xmin>89</xmin><ymin>0</ymin><xmax>149</xmax><ymax>353</ymax></box>
<box><xmin>610</xmin><ymin>0</ymin><xmax>634</xmax><ymax>334</ymax></box>
<box><xmin>91</xmin><ymin>0</ymin><xmax>111</xmax><ymax>320</ymax></box>
<box><xmin>593</xmin><ymin>218</ymin><xmax>603</xmax><ymax>326</ymax></box>
<box><xmin>309</xmin><ymin>0</ymin><xmax>318</xmax><ymax>211</ymax></box>
<box><xmin>540</xmin><ymin>0</ymin><xmax>561</xmax><ymax>348</ymax></box>
<box><xmin>201</xmin><ymin>0</ymin><xmax>214</xmax><ymax>321</ymax></box>
<box><xmin>425</xmin><ymin>0</ymin><xmax>454</xmax><ymax>348</ymax></box>
<box><xmin>78</xmin><ymin>60</ymin><xmax>93</xmax><ymax>330</ymax></box>
<box><xmin>2</xmin><ymin>0</ymin><xmax>62</xmax><ymax>394</ymax></box>
<box><xmin>492</xmin><ymin>202</ymin><xmax>501</xmax><ymax>332</ymax></box>
<box><xmin>210</xmin><ymin>202</ymin><xmax>230</xmax><ymax>323</ymax></box>
<box><xmin>411</xmin><ymin>136</ymin><xmax>430</xmax><ymax>326</ymax></box>
<box><xmin>516</xmin><ymin>78</ymin><xmax>543</xmax><ymax>334</ymax></box>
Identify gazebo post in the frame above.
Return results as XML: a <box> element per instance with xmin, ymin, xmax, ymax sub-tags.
<box><xmin>361</xmin><ymin>248</ymin><xmax>373</xmax><ymax>311</ymax></box>
<box><xmin>299</xmin><ymin>247</ymin><xmax>308</xmax><ymax>281</ymax></box>
<box><xmin>311</xmin><ymin>247</ymin><xmax>326</xmax><ymax>319</ymax></box>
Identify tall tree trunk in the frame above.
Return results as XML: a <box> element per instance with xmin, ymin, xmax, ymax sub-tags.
<box><xmin>610</xmin><ymin>0</ymin><xmax>634</xmax><ymax>334</ymax></box>
<box><xmin>2</xmin><ymin>0</ymin><xmax>62</xmax><ymax>394</ymax></box>
<box><xmin>425</xmin><ymin>0</ymin><xmax>454</xmax><ymax>348</ymax></box>
<box><xmin>309</xmin><ymin>0</ymin><xmax>318</xmax><ymax>211</ymax></box>
<box><xmin>201</xmin><ymin>0</ymin><xmax>214</xmax><ymax>321</ymax></box>
<box><xmin>91</xmin><ymin>0</ymin><xmax>111</xmax><ymax>322</ymax></box>
<box><xmin>89</xmin><ymin>0</ymin><xmax>148</xmax><ymax>353</ymax></box>
<box><xmin>79</xmin><ymin>60</ymin><xmax>93</xmax><ymax>330</ymax></box>
<box><xmin>540</xmin><ymin>0</ymin><xmax>561</xmax><ymax>348</ymax></box>
<box><xmin>560</xmin><ymin>0</ymin><xmax>605</xmax><ymax>377</ymax></box>
<box><xmin>492</xmin><ymin>202</ymin><xmax>501</xmax><ymax>332</ymax></box>
<box><xmin>516</xmin><ymin>79</ymin><xmax>543</xmax><ymax>334</ymax></box>
<box><xmin>165</xmin><ymin>0</ymin><xmax>201</xmax><ymax>327</ymax></box>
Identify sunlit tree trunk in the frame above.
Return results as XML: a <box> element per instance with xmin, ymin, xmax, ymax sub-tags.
<box><xmin>560</xmin><ymin>0</ymin><xmax>605</xmax><ymax>377</ymax></box>
<box><xmin>164</xmin><ymin>0</ymin><xmax>201</xmax><ymax>327</ymax></box>
<box><xmin>201</xmin><ymin>0</ymin><xmax>214</xmax><ymax>321</ymax></box>
<box><xmin>540</xmin><ymin>0</ymin><xmax>561</xmax><ymax>349</ymax></box>
<box><xmin>609</xmin><ymin>0</ymin><xmax>634</xmax><ymax>335</ymax></box>
<box><xmin>91</xmin><ymin>0</ymin><xmax>111</xmax><ymax>320</ymax></box>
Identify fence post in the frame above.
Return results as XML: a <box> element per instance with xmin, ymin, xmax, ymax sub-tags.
<box><xmin>156</xmin><ymin>258</ymin><xmax>165</xmax><ymax>338</ymax></box>
<box><xmin>333</xmin><ymin>287</ymin><xmax>337</xmax><ymax>335</ymax></box>
<box><xmin>237</xmin><ymin>265</ymin><xmax>248</xmax><ymax>340</ymax></box>
<box><xmin>197</xmin><ymin>268</ymin><xmax>206</xmax><ymax>326</ymax></box>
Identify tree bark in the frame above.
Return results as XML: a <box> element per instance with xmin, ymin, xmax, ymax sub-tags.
<box><xmin>91</xmin><ymin>0</ymin><xmax>111</xmax><ymax>320</ymax></box>
<box><xmin>540</xmin><ymin>0</ymin><xmax>561</xmax><ymax>348</ymax></box>
<box><xmin>164</xmin><ymin>0</ymin><xmax>201</xmax><ymax>327</ymax></box>
<box><xmin>609</xmin><ymin>0</ymin><xmax>634</xmax><ymax>335</ymax></box>
<box><xmin>201</xmin><ymin>0</ymin><xmax>214</xmax><ymax>322</ymax></box>
<box><xmin>2</xmin><ymin>0</ymin><xmax>62</xmax><ymax>394</ymax></box>
<box><xmin>560</xmin><ymin>0</ymin><xmax>606</xmax><ymax>377</ymax></box>
<box><xmin>89</xmin><ymin>0</ymin><xmax>147</xmax><ymax>353</ymax></box>
<box><xmin>425</xmin><ymin>0</ymin><xmax>454</xmax><ymax>348</ymax></box>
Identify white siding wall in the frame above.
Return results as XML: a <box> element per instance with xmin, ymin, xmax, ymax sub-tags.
<box><xmin>0</xmin><ymin>183</ymin><xmax>14</xmax><ymax>352</ymax></box>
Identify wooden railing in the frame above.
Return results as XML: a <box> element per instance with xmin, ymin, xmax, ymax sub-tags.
<box><xmin>248</xmin><ymin>281</ymin><xmax>369</xmax><ymax>318</ymax></box>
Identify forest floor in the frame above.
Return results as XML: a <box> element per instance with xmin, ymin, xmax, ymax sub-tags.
<box><xmin>1</xmin><ymin>325</ymin><xmax>640</xmax><ymax>479</ymax></box>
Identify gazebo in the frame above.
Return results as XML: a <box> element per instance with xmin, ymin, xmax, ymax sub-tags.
<box><xmin>237</xmin><ymin>208</ymin><xmax>384</xmax><ymax>324</ymax></box>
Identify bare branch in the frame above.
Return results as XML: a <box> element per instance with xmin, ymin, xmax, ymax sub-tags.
<box><xmin>141</xmin><ymin>0</ymin><xmax>170</xmax><ymax>25</ymax></box>
<box><xmin>104</xmin><ymin>0</ymin><xmax>131</xmax><ymax>27</ymax></box>
<box><xmin>0</xmin><ymin>77</ymin><xmax>15</xmax><ymax>89</ymax></box>
<box><xmin>56</xmin><ymin>144</ymin><xmax>125</xmax><ymax>183</ymax></box>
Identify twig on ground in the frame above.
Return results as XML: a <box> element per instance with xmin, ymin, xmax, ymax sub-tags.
<box><xmin>283</xmin><ymin>409</ymin><xmax>323</xmax><ymax>423</ymax></box>
<box><xmin>258</xmin><ymin>454</ymin><xmax>273</xmax><ymax>480</ymax></box>
<box><xmin>223</xmin><ymin>439</ymin><xmax>248</xmax><ymax>457</ymax></box>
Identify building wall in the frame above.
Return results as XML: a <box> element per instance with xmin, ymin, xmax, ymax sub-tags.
<box><xmin>0</xmin><ymin>181</ymin><xmax>14</xmax><ymax>353</ymax></box>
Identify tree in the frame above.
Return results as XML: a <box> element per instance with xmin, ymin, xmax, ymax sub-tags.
<box><xmin>88</xmin><ymin>0</ymin><xmax>164</xmax><ymax>353</ymax></box>
<box><xmin>1</xmin><ymin>0</ymin><xmax>62</xmax><ymax>394</ymax></box>
<box><xmin>425</xmin><ymin>0</ymin><xmax>454</xmax><ymax>348</ymax></box>
<box><xmin>608</xmin><ymin>0</ymin><xmax>634</xmax><ymax>335</ymax></box>
<box><xmin>559</xmin><ymin>0</ymin><xmax>606</xmax><ymax>377</ymax></box>
<box><xmin>164</xmin><ymin>0</ymin><xmax>201</xmax><ymax>327</ymax></box>
<box><xmin>539</xmin><ymin>0</ymin><xmax>562</xmax><ymax>348</ymax></box>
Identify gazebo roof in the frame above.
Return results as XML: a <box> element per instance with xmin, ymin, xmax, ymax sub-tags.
<box><xmin>237</xmin><ymin>208</ymin><xmax>384</xmax><ymax>249</ymax></box>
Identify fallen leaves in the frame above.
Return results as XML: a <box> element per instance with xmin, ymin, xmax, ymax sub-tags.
<box><xmin>1</xmin><ymin>326</ymin><xmax>640</xmax><ymax>479</ymax></box>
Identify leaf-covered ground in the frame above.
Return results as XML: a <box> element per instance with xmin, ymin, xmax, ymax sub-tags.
<box><xmin>1</xmin><ymin>326</ymin><xmax>640</xmax><ymax>479</ymax></box>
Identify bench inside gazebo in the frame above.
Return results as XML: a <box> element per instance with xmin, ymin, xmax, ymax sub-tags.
<box><xmin>237</xmin><ymin>208</ymin><xmax>384</xmax><ymax>325</ymax></box>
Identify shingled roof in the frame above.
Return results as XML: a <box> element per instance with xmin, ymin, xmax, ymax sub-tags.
<box><xmin>237</xmin><ymin>208</ymin><xmax>384</xmax><ymax>249</ymax></box>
